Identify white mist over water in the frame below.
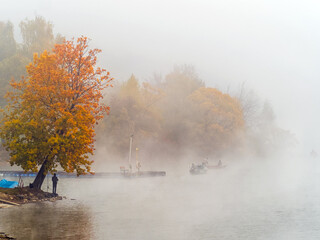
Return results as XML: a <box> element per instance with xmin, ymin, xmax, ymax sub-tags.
<box><xmin>1</xmin><ymin>154</ymin><xmax>320</xmax><ymax>240</ymax></box>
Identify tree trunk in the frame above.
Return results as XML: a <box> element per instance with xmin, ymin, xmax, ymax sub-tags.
<box><xmin>32</xmin><ymin>159</ymin><xmax>48</xmax><ymax>190</ymax></box>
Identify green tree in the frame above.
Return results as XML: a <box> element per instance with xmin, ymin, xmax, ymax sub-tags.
<box><xmin>0</xmin><ymin>16</ymin><xmax>63</xmax><ymax>108</ymax></box>
<box><xmin>19</xmin><ymin>16</ymin><xmax>55</xmax><ymax>58</ymax></box>
<box><xmin>0</xmin><ymin>54</ymin><xmax>29</xmax><ymax>106</ymax></box>
<box><xmin>0</xmin><ymin>21</ymin><xmax>16</xmax><ymax>61</ymax></box>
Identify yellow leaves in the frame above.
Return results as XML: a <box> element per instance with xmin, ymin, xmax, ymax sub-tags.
<box><xmin>189</xmin><ymin>87</ymin><xmax>244</xmax><ymax>126</ymax></box>
<box><xmin>0</xmin><ymin>36</ymin><xmax>113</xmax><ymax>176</ymax></box>
<box><xmin>187</xmin><ymin>87</ymin><xmax>245</xmax><ymax>155</ymax></box>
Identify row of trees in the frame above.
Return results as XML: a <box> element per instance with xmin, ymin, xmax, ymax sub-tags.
<box><xmin>96</xmin><ymin>67</ymin><xmax>296</xmax><ymax>162</ymax></box>
<box><xmin>0</xmin><ymin>16</ymin><xmax>296</xmax><ymax>189</ymax></box>
<box><xmin>96</xmin><ymin>66</ymin><xmax>245</xmax><ymax>162</ymax></box>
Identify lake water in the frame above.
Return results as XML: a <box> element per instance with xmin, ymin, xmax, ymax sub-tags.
<box><xmin>1</xmin><ymin>157</ymin><xmax>320</xmax><ymax>240</ymax></box>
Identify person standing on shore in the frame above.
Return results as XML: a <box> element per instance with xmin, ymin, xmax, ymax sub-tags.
<box><xmin>52</xmin><ymin>173</ymin><xmax>58</xmax><ymax>195</ymax></box>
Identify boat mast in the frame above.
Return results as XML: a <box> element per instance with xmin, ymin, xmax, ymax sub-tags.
<box><xmin>128</xmin><ymin>134</ymin><xmax>133</xmax><ymax>173</ymax></box>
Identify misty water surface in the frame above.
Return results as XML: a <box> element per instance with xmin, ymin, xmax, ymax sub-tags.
<box><xmin>1</xmin><ymin>156</ymin><xmax>320</xmax><ymax>240</ymax></box>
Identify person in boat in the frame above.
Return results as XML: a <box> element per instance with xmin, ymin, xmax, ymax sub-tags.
<box><xmin>202</xmin><ymin>159</ymin><xmax>208</xmax><ymax>167</ymax></box>
<box><xmin>52</xmin><ymin>173</ymin><xmax>58</xmax><ymax>195</ymax></box>
<box><xmin>191</xmin><ymin>163</ymin><xmax>196</xmax><ymax>170</ymax></box>
<box><xmin>136</xmin><ymin>161</ymin><xmax>141</xmax><ymax>173</ymax></box>
<box><xmin>198</xmin><ymin>162</ymin><xmax>207</xmax><ymax>171</ymax></box>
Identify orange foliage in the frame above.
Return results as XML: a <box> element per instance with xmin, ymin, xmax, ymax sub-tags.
<box><xmin>0</xmin><ymin>36</ymin><xmax>113</xmax><ymax>177</ymax></box>
<box><xmin>188</xmin><ymin>87</ymin><xmax>244</xmax><ymax>155</ymax></box>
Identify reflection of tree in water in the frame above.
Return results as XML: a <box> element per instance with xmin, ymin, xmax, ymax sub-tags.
<box><xmin>0</xmin><ymin>202</ymin><xmax>93</xmax><ymax>239</ymax></box>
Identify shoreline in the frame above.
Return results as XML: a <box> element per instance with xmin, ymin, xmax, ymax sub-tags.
<box><xmin>0</xmin><ymin>232</ymin><xmax>15</xmax><ymax>240</ymax></box>
<box><xmin>0</xmin><ymin>187</ymin><xmax>62</xmax><ymax>206</ymax></box>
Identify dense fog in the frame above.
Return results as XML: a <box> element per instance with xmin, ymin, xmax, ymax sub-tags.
<box><xmin>1</xmin><ymin>1</ymin><xmax>319</xmax><ymax>167</ymax></box>
<box><xmin>1</xmin><ymin>3</ymin><xmax>320</xmax><ymax>239</ymax></box>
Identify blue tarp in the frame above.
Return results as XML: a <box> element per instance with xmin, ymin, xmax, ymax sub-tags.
<box><xmin>0</xmin><ymin>179</ymin><xmax>18</xmax><ymax>188</ymax></box>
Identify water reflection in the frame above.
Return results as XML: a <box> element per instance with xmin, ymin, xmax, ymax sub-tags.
<box><xmin>0</xmin><ymin>201</ymin><xmax>93</xmax><ymax>240</ymax></box>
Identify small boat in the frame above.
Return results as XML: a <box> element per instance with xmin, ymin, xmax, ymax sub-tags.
<box><xmin>205</xmin><ymin>160</ymin><xmax>226</xmax><ymax>170</ymax></box>
<box><xmin>206</xmin><ymin>165</ymin><xmax>226</xmax><ymax>169</ymax></box>
<box><xmin>189</xmin><ymin>163</ymin><xmax>207</xmax><ymax>175</ymax></box>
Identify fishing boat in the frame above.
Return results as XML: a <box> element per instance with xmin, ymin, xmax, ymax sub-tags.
<box><xmin>204</xmin><ymin>160</ymin><xmax>226</xmax><ymax>169</ymax></box>
<box><xmin>207</xmin><ymin>165</ymin><xmax>226</xmax><ymax>169</ymax></box>
<box><xmin>189</xmin><ymin>163</ymin><xmax>207</xmax><ymax>175</ymax></box>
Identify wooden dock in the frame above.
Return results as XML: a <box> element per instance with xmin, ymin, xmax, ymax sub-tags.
<box><xmin>0</xmin><ymin>171</ymin><xmax>166</xmax><ymax>179</ymax></box>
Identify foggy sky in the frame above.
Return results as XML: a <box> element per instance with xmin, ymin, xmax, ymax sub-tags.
<box><xmin>2</xmin><ymin>0</ymin><xmax>320</xmax><ymax>152</ymax></box>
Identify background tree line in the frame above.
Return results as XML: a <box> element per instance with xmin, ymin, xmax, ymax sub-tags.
<box><xmin>0</xmin><ymin>16</ymin><xmax>63</xmax><ymax>107</ymax></box>
<box><xmin>96</xmin><ymin>66</ymin><xmax>296</xmax><ymax>166</ymax></box>
<box><xmin>0</xmin><ymin>16</ymin><xmax>296</xmax><ymax>169</ymax></box>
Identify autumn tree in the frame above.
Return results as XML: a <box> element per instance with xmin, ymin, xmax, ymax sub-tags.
<box><xmin>187</xmin><ymin>87</ymin><xmax>244</xmax><ymax>156</ymax></box>
<box><xmin>0</xmin><ymin>36</ymin><xmax>112</xmax><ymax>189</ymax></box>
